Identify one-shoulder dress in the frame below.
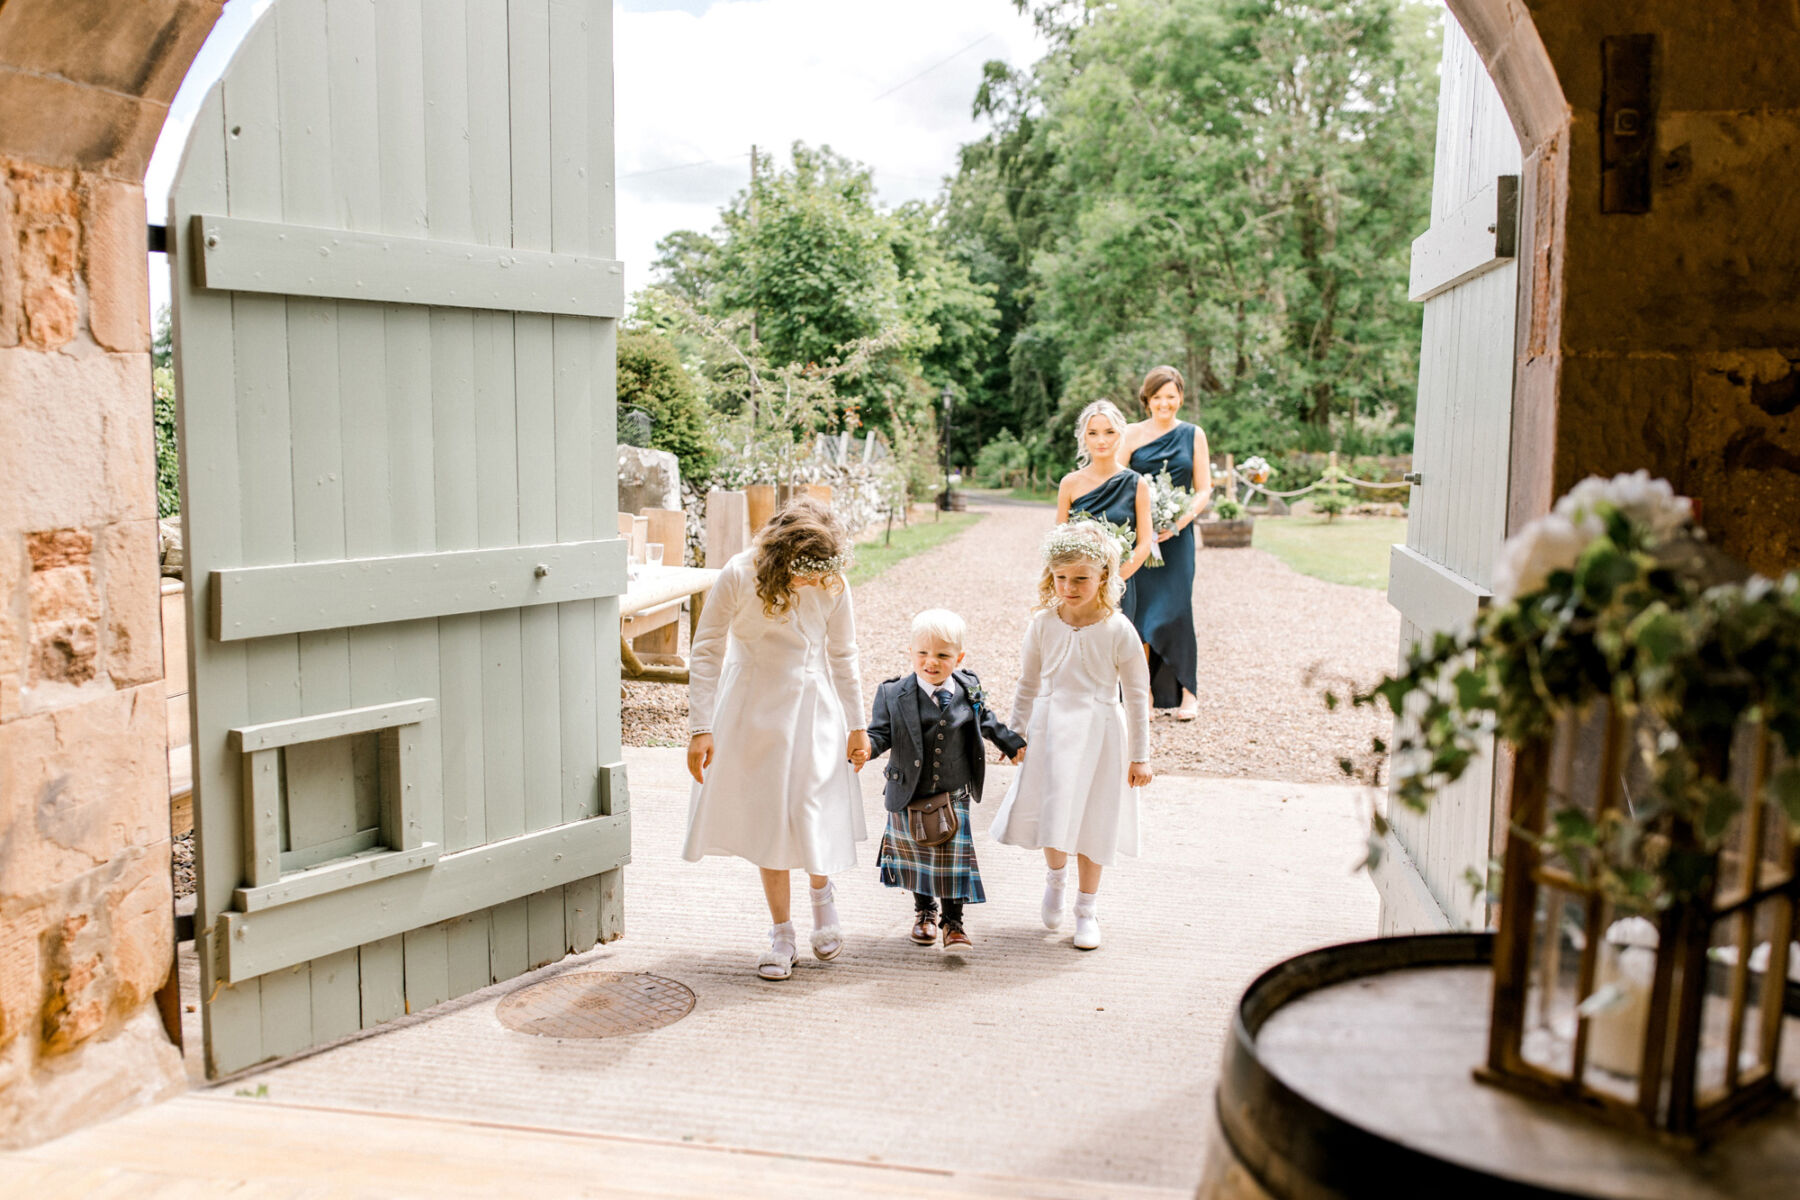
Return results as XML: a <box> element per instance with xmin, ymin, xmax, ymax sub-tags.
<box><xmin>1068</xmin><ymin>468</ymin><xmax>1143</xmax><ymax>556</ymax></box>
<box><xmin>1127</xmin><ymin>422</ymin><xmax>1201</xmax><ymax>708</ymax></box>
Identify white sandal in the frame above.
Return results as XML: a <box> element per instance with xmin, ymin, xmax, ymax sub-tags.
<box><xmin>809</xmin><ymin>880</ymin><xmax>843</xmax><ymax>961</ymax></box>
<box><xmin>758</xmin><ymin>922</ymin><xmax>798</xmax><ymax>981</ymax></box>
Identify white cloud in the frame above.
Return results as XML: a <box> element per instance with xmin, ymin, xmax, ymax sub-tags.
<box><xmin>145</xmin><ymin>0</ymin><xmax>1042</xmax><ymax>314</ymax></box>
<box><xmin>613</xmin><ymin>0</ymin><xmax>1043</xmax><ymax>289</ymax></box>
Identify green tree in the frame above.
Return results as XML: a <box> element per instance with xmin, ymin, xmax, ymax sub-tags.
<box><xmin>615</xmin><ymin>329</ymin><xmax>717</xmax><ymax>483</ymax></box>
<box><xmin>152</xmin><ymin>306</ymin><xmax>179</xmax><ymax>517</ymax></box>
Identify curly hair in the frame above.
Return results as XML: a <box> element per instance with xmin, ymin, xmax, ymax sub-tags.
<box><xmin>1073</xmin><ymin>399</ymin><xmax>1129</xmax><ymax>469</ymax></box>
<box><xmin>1033</xmin><ymin>521</ymin><xmax>1125</xmax><ymax>616</ymax></box>
<box><xmin>751</xmin><ymin>495</ymin><xmax>850</xmax><ymax>618</ymax></box>
<box><xmin>1138</xmin><ymin>365</ymin><xmax>1185</xmax><ymax>413</ymax></box>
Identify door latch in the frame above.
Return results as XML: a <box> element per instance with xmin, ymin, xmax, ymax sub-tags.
<box><xmin>1404</xmin><ymin>471</ymin><xmax>1423</xmax><ymax>486</ymax></box>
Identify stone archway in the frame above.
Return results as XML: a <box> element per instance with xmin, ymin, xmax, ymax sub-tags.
<box><xmin>6</xmin><ymin>0</ymin><xmax>1800</xmax><ymax>1152</ymax></box>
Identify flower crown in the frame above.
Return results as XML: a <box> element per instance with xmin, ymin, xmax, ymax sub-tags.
<box><xmin>1043</xmin><ymin>523</ymin><xmax>1112</xmax><ymax>567</ymax></box>
<box><xmin>792</xmin><ymin>552</ymin><xmax>852</xmax><ymax>577</ymax></box>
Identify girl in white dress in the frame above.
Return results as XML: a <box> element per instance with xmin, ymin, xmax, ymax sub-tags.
<box><xmin>990</xmin><ymin>521</ymin><xmax>1153</xmax><ymax>950</ymax></box>
<box><xmin>684</xmin><ymin>498</ymin><xmax>873</xmax><ymax>980</ymax></box>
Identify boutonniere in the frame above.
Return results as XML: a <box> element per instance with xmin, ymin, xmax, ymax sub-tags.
<box><xmin>964</xmin><ymin>680</ymin><xmax>987</xmax><ymax>713</ymax></box>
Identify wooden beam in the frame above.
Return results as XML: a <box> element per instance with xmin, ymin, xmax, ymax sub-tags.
<box><xmin>210</xmin><ymin>538</ymin><xmax>628</xmax><ymax>641</ymax></box>
<box><xmin>234</xmin><ymin>844</ymin><xmax>441</xmax><ymax>912</ymax></box>
<box><xmin>217</xmin><ymin>814</ymin><xmax>630</xmax><ymax>982</ymax></box>
<box><xmin>231</xmin><ymin>698</ymin><xmax>437</xmax><ymax>752</ymax></box>
<box><xmin>1408</xmin><ymin>175</ymin><xmax>1519</xmax><ymax>302</ymax></box>
<box><xmin>191</xmin><ymin>214</ymin><xmax>626</xmax><ymax>318</ymax></box>
<box><xmin>1387</xmin><ymin>544</ymin><xmax>1490</xmax><ymax>637</ymax></box>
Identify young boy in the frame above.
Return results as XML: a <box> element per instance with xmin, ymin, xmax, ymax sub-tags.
<box><xmin>865</xmin><ymin>609</ymin><xmax>1026</xmax><ymax>951</ymax></box>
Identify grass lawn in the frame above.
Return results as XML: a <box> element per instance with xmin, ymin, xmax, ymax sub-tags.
<box><xmin>1251</xmin><ymin>515</ymin><xmax>1407</xmax><ymax>590</ymax></box>
<box><xmin>848</xmin><ymin>510</ymin><xmax>983</xmax><ymax>586</ymax></box>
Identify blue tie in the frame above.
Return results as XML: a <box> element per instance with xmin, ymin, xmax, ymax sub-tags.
<box><xmin>935</xmin><ymin>686</ymin><xmax>953</xmax><ymax>709</ymax></box>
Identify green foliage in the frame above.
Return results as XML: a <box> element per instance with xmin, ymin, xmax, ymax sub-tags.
<box><xmin>1310</xmin><ymin>467</ymin><xmax>1355</xmax><ymax>521</ymax></box>
<box><xmin>944</xmin><ymin>0</ymin><xmax>1438</xmax><ymax>471</ymax></box>
<box><xmin>1338</xmin><ymin>509</ymin><xmax>1800</xmax><ymax>914</ymax></box>
<box><xmin>974</xmin><ymin>429</ymin><xmax>1031</xmax><ymax>487</ymax></box>
<box><xmin>1253</xmin><ymin>514</ymin><xmax>1404</xmax><ymax>589</ymax></box>
<box><xmin>152</xmin><ymin>306</ymin><xmax>179</xmax><ymax>517</ymax></box>
<box><xmin>648</xmin><ymin>143</ymin><xmax>996</xmax><ymax>442</ymax></box>
<box><xmin>1214</xmin><ymin>497</ymin><xmax>1245</xmax><ymax>521</ymax></box>
<box><xmin>845</xmin><ymin>511</ymin><xmax>984</xmax><ymax>587</ymax></box>
<box><xmin>616</xmin><ymin>329</ymin><xmax>717</xmax><ymax>482</ymax></box>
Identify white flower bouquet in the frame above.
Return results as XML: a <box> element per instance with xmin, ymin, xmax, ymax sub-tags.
<box><xmin>1069</xmin><ymin>511</ymin><xmax>1137</xmax><ymax>567</ymax></box>
<box><xmin>1144</xmin><ymin>465</ymin><xmax>1196</xmax><ymax>566</ymax></box>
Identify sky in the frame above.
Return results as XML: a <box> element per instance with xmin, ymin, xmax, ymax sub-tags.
<box><xmin>145</xmin><ymin>0</ymin><xmax>1045</xmax><ymax>315</ymax></box>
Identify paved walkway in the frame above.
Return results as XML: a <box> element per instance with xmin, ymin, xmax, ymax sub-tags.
<box><xmin>13</xmin><ymin>745</ymin><xmax>1380</xmax><ymax>1197</ymax></box>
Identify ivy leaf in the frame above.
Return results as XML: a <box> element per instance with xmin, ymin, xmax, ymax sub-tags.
<box><xmin>1551</xmin><ymin>808</ymin><xmax>1598</xmax><ymax>847</ymax></box>
<box><xmin>1700</xmin><ymin>780</ymin><xmax>1740</xmax><ymax>841</ymax></box>
<box><xmin>1453</xmin><ymin>667</ymin><xmax>1488</xmax><ymax>710</ymax></box>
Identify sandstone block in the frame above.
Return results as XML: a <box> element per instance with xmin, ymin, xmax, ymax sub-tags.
<box><xmin>0</xmin><ymin>348</ymin><xmax>141</xmax><ymax>529</ymax></box>
<box><xmin>0</xmin><ymin>672</ymin><xmax>20</xmax><ymax>722</ymax></box>
<box><xmin>0</xmin><ymin>165</ymin><xmax>17</xmax><ymax>348</ymax></box>
<box><xmin>0</xmin><ymin>685</ymin><xmax>169</xmax><ymax>895</ymax></box>
<box><xmin>26</xmin><ymin>528</ymin><xmax>94</xmax><ymax>570</ymax></box>
<box><xmin>101</xmin><ymin>841</ymin><xmax>174</xmax><ymax>1019</ymax></box>
<box><xmin>82</xmin><ymin>176</ymin><xmax>149</xmax><ymax>352</ymax></box>
<box><xmin>99</xmin><ymin>521</ymin><xmax>162</xmax><ymax>688</ymax></box>
<box><xmin>28</xmin><ymin>565</ymin><xmax>99</xmax><ymax>624</ymax></box>
<box><xmin>0</xmin><ymin>1007</ymin><xmax>183</xmax><ymax>1151</ymax></box>
<box><xmin>0</xmin><ymin>71</ymin><xmax>172</xmax><ymax>181</ymax></box>
<box><xmin>0</xmin><ymin>0</ymin><xmax>224</xmax><ymax>107</ymax></box>
<box><xmin>1686</xmin><ymin>351</ymin><xmax>1800</xmax><ymax>576</ymax></box>
<box><xmin>0</xmin><ymin>533</ymin><xmax>24</xmax><ymax>677</ymax></box>
<box><xmin>0</xmin><ymin>903</ymin><xmax>44</xmax><ymax>1053</ymax></box>
<box><xmin>22</xmin><ymin>281</ymin><xmax>77</xmax><ymax>350</ymax></box>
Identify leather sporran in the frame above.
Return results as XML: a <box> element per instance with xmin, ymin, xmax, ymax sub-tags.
<box><xmin>905</xmin><ymin>790</ymin><xmax>959</xmax><ymax>847</ymax></box>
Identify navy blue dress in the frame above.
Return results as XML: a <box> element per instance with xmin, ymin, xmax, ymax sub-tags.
<box><xmin>1069</xmin><ymin>469</ymin><xmax>1143</xmax><ymax>549</ymax></box>
<box><xmin>1127</xmin><ymin>424</ymin><xmax>1200</xmax><ymax>709</ymax></box>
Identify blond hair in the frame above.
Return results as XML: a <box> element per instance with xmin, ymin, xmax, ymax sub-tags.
<box><xmin>911</xmin><ymin>608</ymin><xmax>966</xmax><ymax>650</ymax></box>
<box><xmin>750</xmin><ymin>495</ymin><xmax>849</xmax><ymax>618</ymax></box>
<box><xmin>1073</xmin><ymin>399</ymin><xmax>1129</xmax><ymax>469</ymax></box>
<box><xmin>1033</xmin><ymin>521</ymin><xmax>1125</xmax><ymax>615</ymax></box>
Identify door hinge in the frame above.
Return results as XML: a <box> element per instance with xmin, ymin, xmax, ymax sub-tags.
<box><xmin>147</xmin><ymin>223</ymin><xmax>168</xmax><ymax>254</ymax></box>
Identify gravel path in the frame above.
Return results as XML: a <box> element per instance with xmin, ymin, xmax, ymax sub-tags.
<box><xmin>624</xmin><ymin>499</ymin><xmax>1398</xmax><ymax>785</ymax></box>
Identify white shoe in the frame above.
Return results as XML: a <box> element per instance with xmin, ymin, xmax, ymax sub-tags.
<box><xmin>758</xmin><ymin>922</ymin><xmax>798</xmax><ymax>980</ymax></box>
<box><xmin>1042</xmin><ymin>868</ymin><xmax>1069</xmax><ymax>930</ymax></box>
<box><xmin>809</xmin><ymin>881</ymin><xmax>843</xmax><ymax>961</ymax></box>
<box><xmin>1073</xmin><ymin>894</ymin><xmax>1101</xmax><ymax>950</ymax></box>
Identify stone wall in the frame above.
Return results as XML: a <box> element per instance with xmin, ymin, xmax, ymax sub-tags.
<box><xmin>0</xmin><ymin>0</ymin><xmax>225</xmax><ymax>1149</ymax></box>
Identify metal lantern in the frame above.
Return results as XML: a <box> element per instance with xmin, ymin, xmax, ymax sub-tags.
<box><xmin>1481</xmin><ymin>702</ymin><xmax>1799</xmax><ymax>1140</ymax></box>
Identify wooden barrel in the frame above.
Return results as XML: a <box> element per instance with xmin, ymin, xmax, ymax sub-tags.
<box><xmin>1200</xmin><ymin>933</ymin><xmax>1800</xmax><ymax>1200</ymax></box>
<box><xmin>937</xmin><ymin>490</ymin><xmax>967</xmax><ymax>512</ymax></box>
<box><xmin>1200</xmin><ymin>517</ymin><xmax>1254</xmax><ymax>549</ymax></box>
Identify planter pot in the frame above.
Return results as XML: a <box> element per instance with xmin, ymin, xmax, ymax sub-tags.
<box><xmin>937</xmin><ymin>490</ymin><xmax>968</xmax><ymax>512</ymax></box>
<box><xmin>1200</xmin><ymin>517</ymin><xmax>1254</xmax><ymax>549</ymax></box>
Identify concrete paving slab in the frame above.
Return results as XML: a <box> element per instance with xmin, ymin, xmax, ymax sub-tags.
<box><xmin>170</xmin><ymin>745</ymin><xmax>1379</xmax><ymax>1194</ymax></box>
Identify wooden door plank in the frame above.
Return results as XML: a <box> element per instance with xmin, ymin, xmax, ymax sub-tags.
<box><xmin>403</xmin><ymin>923</ymin><xmax>452</xmax><ymax>1013</ymax></box>
<box><xmin>474</xmin><ymin>313</ymin><xmax>527</xmax><ymax>843</ymax></box>
<box><xmin>258</xmin><ymin>963</ymin><xmax>315</xmax><ymax>1060</ymax></box>
<box><xmin>564</xmin><ymin>874</ymin><xmax>600</xmax><ymax>955</ymax></box>
<box><xmin>526</xmin><ymin>887</ymin><xmax>566</xmax><ymax>970</ymax></box>
<box><xmin>308</xmin><ymin>948</ymin><xmax>363</xmax><ymax>1044</ymax></box>
<box><xmin>444</xmin><ymin>911</ymin><xmax>494</xmax><ymax>1000</ymax></box>
<box><xmin>359</xmin><ymin>934</ymin><xmax>406</xmax><ymax>1027</ymax></box>
<box><xmin>488</xmin><ymin>897</ymin><xmax>529</xmax><ymax>982</ymax></box>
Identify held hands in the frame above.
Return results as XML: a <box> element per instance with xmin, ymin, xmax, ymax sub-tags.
<box><xmin>686</xmin><ymin>733</ymin><xmax>714</xmax><ymax>784</ymax></box>
<box><xmin>1010</xmin><ymin>744</ymin><xmax>1027</xmax><ymax>766</ymax></box>
<box><xmin>1157</xmin><ymin>528</ymin><xmax>1177</xmax><ymax>543</ymax></box>
<box><xmin>1128</xmin><ymin>761</ymin><xmax>1153</xmax><ymax>788</ymax></box>
<box><xmin>847</xmin><ymin>729</ymin><xmax>872</xmax><ymax>772</ymax></box>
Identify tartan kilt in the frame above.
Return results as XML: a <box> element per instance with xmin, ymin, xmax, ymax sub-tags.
<box><xmin>877</xmin><ymin>791</ymin><xmax>985</xmax><ymax>903</ymax></box>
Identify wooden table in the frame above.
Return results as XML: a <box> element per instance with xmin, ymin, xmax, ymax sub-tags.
<box><xmin>618</xmin><ymin>565</ymin><xmax>719</xmax><ymax>684</ymax></box>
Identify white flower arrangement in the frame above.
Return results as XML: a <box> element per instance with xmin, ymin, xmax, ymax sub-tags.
<box><xmin>1239</xmin><ymin>455</ymin><xmax>1274</xmax><ymax>485</ymax></box>
<box><xmin>1493</xmin><ymin>470</ymin><xmax>1696</xmax><ymax>603</ymax></box>
<box><xmin>1144</xmin><ymin>465</ymin><xmax>1196</xmax><ymax>567</ymax></box>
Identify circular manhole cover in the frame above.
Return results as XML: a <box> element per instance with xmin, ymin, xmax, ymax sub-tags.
<box><xmin>496</xmin><ymin>972</ymin><xmax>695</xmax><ymax>1039</ymax></box>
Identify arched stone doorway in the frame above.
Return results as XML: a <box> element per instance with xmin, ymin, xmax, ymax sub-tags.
<box><xmin>6</xmin><ymin>0</ymin><xmax>1800</xmax><ymax>1151</ymax></box>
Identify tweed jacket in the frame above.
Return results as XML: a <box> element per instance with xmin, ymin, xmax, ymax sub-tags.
<box><xmin>866</xmin><ymin>668</ymin><xmax>1025</xmax><ymax>814</ymax></box>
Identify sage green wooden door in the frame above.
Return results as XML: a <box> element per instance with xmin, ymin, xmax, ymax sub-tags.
<box><xmin>1378</xmin><ymin>18</ymin><xmax>1522</xmax><ymax>934</ymax></box>
<box><xmin>169</xmin><ymin>0</ymin><xmax>628</xmax><ymax>1078</ymax></box>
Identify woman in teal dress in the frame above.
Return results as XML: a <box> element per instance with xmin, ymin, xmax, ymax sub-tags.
<box><xmin>1056</xmin><ymin>399</ymin><xmax>1154</xmax><ymax>583</ymax></box>
<box><xmin>1121</xmin><ymin>366</ymin><xmax>1211</xmax><ymax>720</ymax></box>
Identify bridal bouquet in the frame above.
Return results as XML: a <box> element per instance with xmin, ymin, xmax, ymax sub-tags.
<box><xmin>1145</xmin><ymin>465</ymin><xmax>1196</xmax><ymax>566</ymax></box>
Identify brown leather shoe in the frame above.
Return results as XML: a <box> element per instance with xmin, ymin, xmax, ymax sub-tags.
<box><xmin>910</xmin><ymin>916</ymin><xmax>939</xmax><ymax>945</ymax></box>
<box><xmin>941</xmin><ymin>926</ymin><xmax>972</xmax><ymax>952</ymax></box>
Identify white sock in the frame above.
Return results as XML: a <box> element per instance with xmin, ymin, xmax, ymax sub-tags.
<box><xmin>809</xmin><ymin>880</ymin><xmax>838</xmax><ymax>926</ymax></box>
<box><xmin>1074</xmin><ymin>891</ymin><xmax>1098</xmax><ymax>918</ymax></box>
<box><xmin>1047</xmin><ymin>865</ymin><xmax>1069</xmax><ymax>887</ymax></box>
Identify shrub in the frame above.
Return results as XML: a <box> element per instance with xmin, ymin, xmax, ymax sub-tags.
<box><xmin>617</xmin><ymin>329</ymin><xmax>718</xmax><ymax>482</ymax></box>
<box><xmin>974</xmin><ymin>429</ymin><xmax>1030</xmax><ymax>488</ymax></box>
<box><xmin>1215</xmin><ymin>497</ymin><xmax>1245</xmax><ymax>521</ymax></box>
<box><xmin>1311</xmin><ymin>468</ymin><xmax>1355</xmax><ymax>522</ymax></box>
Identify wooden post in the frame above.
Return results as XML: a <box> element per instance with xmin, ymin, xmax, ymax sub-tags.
<box><xmin>1224</xmin><ymin>452</ymin><xmax>1236</xmax><ymax>508</ymax></box>
<box><xmin>636</xmin><ymin>508</ymin><xmax>687</xmax><ymax>656</ymax></box>
<box><xmin>803</xmin><ymin>484</ymin><xmax>831</xmax><ymax>506</ymax></box>
<box><xmin>704</xmin><ymin>488</ymin><xmax>750</xmax><ymax>567</ymax></box>
<box><xmin>745</xmin><ymin>484</ymin><xmax>777</xmax><ymax>534</ymax></box>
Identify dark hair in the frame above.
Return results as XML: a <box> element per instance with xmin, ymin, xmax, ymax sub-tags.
<box><xmin>1138</xmin><ymin>365</ymin><xmax>1186</xmax><ymax>412</ymax></box>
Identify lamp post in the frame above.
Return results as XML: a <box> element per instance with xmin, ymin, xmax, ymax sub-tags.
<box><xmin>938</xmin><ymin>384</ymin><xmax>954</xmax><ymax>518</ymax></box>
